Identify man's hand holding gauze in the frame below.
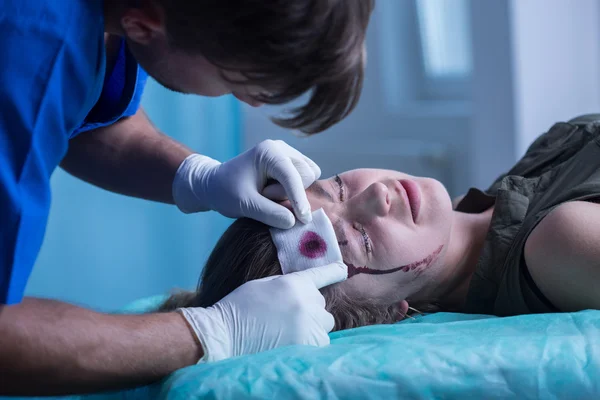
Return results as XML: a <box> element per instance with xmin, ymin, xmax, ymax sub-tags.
<box><xmin>179</xmin><ymin>209</ymin><xmax>347</xmax><ymax>362</ymax></box>
<box><xmin>178</xmin><ymin>262</ymin><xmax>347</xmax><ymax>362</ymax></box>
<box><xmin>172</xmin><ymin>140</ymin><xmax>321</xmax><ymax>229</ymax></box>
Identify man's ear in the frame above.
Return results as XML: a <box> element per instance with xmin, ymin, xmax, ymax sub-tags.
<box><xmin>121</xmin><ymin>3</ymin><xmax>165</xmax><ymax>45</ymax></box>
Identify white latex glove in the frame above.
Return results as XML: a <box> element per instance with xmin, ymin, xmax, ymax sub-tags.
<box><xmin>178</xmin><ymin>262</ymin><xmax>347</xmax><ymax>362</ymax></box>
<box><xmin>172</xmin><ymin>140</ymin><xmax>321</xmax><ymax>229</ymax></box>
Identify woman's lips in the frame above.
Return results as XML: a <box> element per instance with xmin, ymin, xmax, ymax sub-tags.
<box><xmin>399</xmin><ymin>179</ymin><xmax>421</xmax><ymax>223</ymax></box>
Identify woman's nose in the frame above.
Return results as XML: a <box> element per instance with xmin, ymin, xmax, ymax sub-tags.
<box><xmin>350</xmin><ymin>182</ymin><xmax>390</xmax><ymax>220</ymax></box>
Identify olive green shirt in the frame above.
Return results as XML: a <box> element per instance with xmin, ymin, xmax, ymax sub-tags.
<box><xmin>456</xmin><ymin>114</ymin><xmax>600</xmax><ymax>316</ymax></box>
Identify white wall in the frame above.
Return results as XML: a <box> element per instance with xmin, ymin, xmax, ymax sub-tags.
<box><xmin>469</xmin><ymin>0</ymin><xmax>600</xmax><ymax>189</ymax></box>
<box><xmin>510</xmin><ymin>0</ymin><xmax>600</xmax><ymax>156</ymax></box>
<box><xmin>469</xmin><ymin>0</ymin><xmax>517</xmax><ymax>189</ymax></box>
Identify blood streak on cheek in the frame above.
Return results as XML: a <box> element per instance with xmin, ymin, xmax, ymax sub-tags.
<box><xmin>299</xmin><ymin>231</ymin><xmax>327</xmax><ymax>259</ymax></box>
<box><xmin>346</xmin><ymin>245</ymin><xmax>444</xmax><ymax>279</ymax></box>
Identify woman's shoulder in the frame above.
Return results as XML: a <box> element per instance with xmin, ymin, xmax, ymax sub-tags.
<box><xmin>525</xmin><ymin>200</ymin><xmax>600</xmax><ymax>312</ymax></box>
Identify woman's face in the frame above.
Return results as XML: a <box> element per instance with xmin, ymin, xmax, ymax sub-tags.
<box><xmin>301</xmin><ymin>169</ymin><xmax>454</xmax><ymax>304</ymax></box>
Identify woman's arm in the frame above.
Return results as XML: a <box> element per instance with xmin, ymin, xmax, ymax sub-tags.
<box><xmin>525</xmin><ymin>200</ymin><xmax>600</xmax><ymax>311</ymax></box>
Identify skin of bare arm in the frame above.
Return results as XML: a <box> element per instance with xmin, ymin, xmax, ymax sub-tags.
<box><xmin>525</xmin><ymin>200</ymin><xmax>600</xmax><ymax>312</ymax></box>
<box><xmin>60</xmin><ymin>108</ymin><xmax>192</xmax><ymax>204</ymax></box>
<box><xmin>0</xmin><ymin>297</ymin><xmax>201</xmax><ymax>396</ymax></box>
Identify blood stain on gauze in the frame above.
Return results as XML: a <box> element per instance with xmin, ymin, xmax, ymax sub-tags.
<box><xmin>299</xmin><ymin>231</ymin><xmax>327</xmax><ymax>259</ymax></box>
<box><xmin>269</xmin><ymin>209</ymin><xmax>343</xmax><ymax>274</ymax></box>
<box><xmin>347</xmin><ymin>245</ymin><xmax>444</xmax><ymax>279</ymax></box>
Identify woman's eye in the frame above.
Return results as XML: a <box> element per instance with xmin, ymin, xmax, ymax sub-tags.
<box><xmin>357</xmin><ymin>224</ymin><xmax>372</xmax><ymax>255</ymax></box>
<box><xmin>335</xmin><ymin>174</ymin><xmax>345</xmax><ymax>202</ymax></box>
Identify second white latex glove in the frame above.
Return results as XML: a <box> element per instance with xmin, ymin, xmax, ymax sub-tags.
<box><xmin>179</xmin><ymin>262</ymin><xmax>348</xmax><ymax>362</ymax></box>
<box><xmin>172</xmin><ymin>140</ymin><xmax>321</xmax><ymax>229</ymax></box>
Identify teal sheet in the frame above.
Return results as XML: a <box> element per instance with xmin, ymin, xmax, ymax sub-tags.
<box><xmin>5</xmin><ymin>296</ymin><xmax>600</xmax><ymax>399</ymax></box>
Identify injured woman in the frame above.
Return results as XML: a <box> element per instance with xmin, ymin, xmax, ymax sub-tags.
<box><xmin>160</xmin><ymin>114</ymin><xmax>600</xmax><ymax>331</ymax></box>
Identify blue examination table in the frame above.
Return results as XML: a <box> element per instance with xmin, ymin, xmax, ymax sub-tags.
<box><xmin>5</xmin><ymin>295</ymin><xmax>600</xmax><ymax>399</ymax></box>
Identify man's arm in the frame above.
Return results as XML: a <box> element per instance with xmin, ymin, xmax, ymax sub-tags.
<box><xmin>60</xmin><ymin>108</ymin><xmax>192</xmax><ymax>204</ymax></box>
<box><xmin>525</xmin><ymin>200</ymin><xmax>600</xmax><ymax>312</ymax></box>
<box><xmin>0</xmin><ymin>297</ymin><xmax>201</xmax><ymax>396</ymax></box>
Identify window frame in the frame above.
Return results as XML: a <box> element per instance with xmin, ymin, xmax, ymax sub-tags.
<box><xmin>412</xmin><ymin>0</ymin><xmax>473</xmax><ymax>101</ymax></box>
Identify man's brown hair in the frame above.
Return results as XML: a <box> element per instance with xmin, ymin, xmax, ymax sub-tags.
<box><xmin>155</xmin><ymin>0</ymin><xmax>375</xmax><ymax>134</ymax></box>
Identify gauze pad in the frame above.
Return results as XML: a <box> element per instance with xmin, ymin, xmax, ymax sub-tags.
<box><xmin>270</xmin><ymin>208</ymin><xmax>343</xmax><ymax>274</ymax></box>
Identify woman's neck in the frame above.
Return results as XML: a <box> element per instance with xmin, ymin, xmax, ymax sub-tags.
<box><xmin>412</xmin><ymin>207</ymin><xmax>494</xmax><ymax>310</ymax></box>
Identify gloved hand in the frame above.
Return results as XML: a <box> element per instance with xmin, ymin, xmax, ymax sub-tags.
<box><xmin>172</xmin><ymin>140</ymin><xmax>321</xmax><ymax>229</ymax></box>
<box><xmin>178</xmin><ymin>262</ymin><xmax>347</xmax><ymax>362</ymax></box>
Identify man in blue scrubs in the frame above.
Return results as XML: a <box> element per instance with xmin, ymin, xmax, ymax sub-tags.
<box><xmin>0</xmin><ymin>0</ymin><xmax>374</xmax><ymax>395</ymax></box>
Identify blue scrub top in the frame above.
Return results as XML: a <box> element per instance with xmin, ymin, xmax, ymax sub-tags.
<box><xmin>0</xmin><ymin>0</ymin><xmax>148</xmax><ymax>304</ymax></box>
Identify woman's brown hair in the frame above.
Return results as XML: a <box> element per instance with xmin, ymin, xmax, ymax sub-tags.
<box><xmin>154</xmin><ymin>0</ymin><xmax>375</xmax><ymax>134</ymax></box>
<box><xmin>159</xmin><ymin>218</ymin><xmax>410</xmax><ymax>332</ymax></box>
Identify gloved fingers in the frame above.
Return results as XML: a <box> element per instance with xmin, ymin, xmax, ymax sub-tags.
<box><xmin>262</xmin><ymin>157</ymin><xmax>317</xmax><ymax>201</ymax></box>
<box><xmin>273</xmin><ymin>141</ymin><xmax>319</xmax><ymax>170</ymax></box>
<box><xmin>317</xmin><ymin>309</ymin><xmax>336</xmax><ymax>333</ymax></box>
<box><xmin>257</xmin><ymin>275</ymin><xmax>281</xmax><ymax>283</ymax></box>
<box><xmin>291</xmin><ymin>157</ymin><xmax>319</xmax><ymax>186</ymax></box>
<box><xmin>245</xmin><ymin>194</ymin><xmax>296</xmax><ymax>229</ymax></box>
<box><xmin>267</xmin><ymin>157</ymin><xmax>312</xmax><ymax>225</ymax></box>
<box><xmin>311</xmin><ymin>323</ymin><xmax>332</xmax><ymax>346</ymax></box>
<box><xmin>261</xmin><ymin>183</ymin><xmax>288</xmax><ymax>201</ymax></box>
<box><xmin>279</xmin><ymin>141</ymin><xmax>321</xmax><ymax>183</ymax></box>
<box><xmin>245</xmin><ymin>274</ymin><xmax>281</xmax><ymax>285</ymax></box>
<box><xmin>300</xmin><ymin>282</ymin><xmax>326</xmax><ymax>309</ymax></box>
<box><xmin>301</xmin><ymin>154</ymin><xmax>322</xmax><ymax>181</ymax></box>
<box><xmin>291</xmin><ymin>262</ymin><xmax>348</xmax><ymax>289</ymax></box>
